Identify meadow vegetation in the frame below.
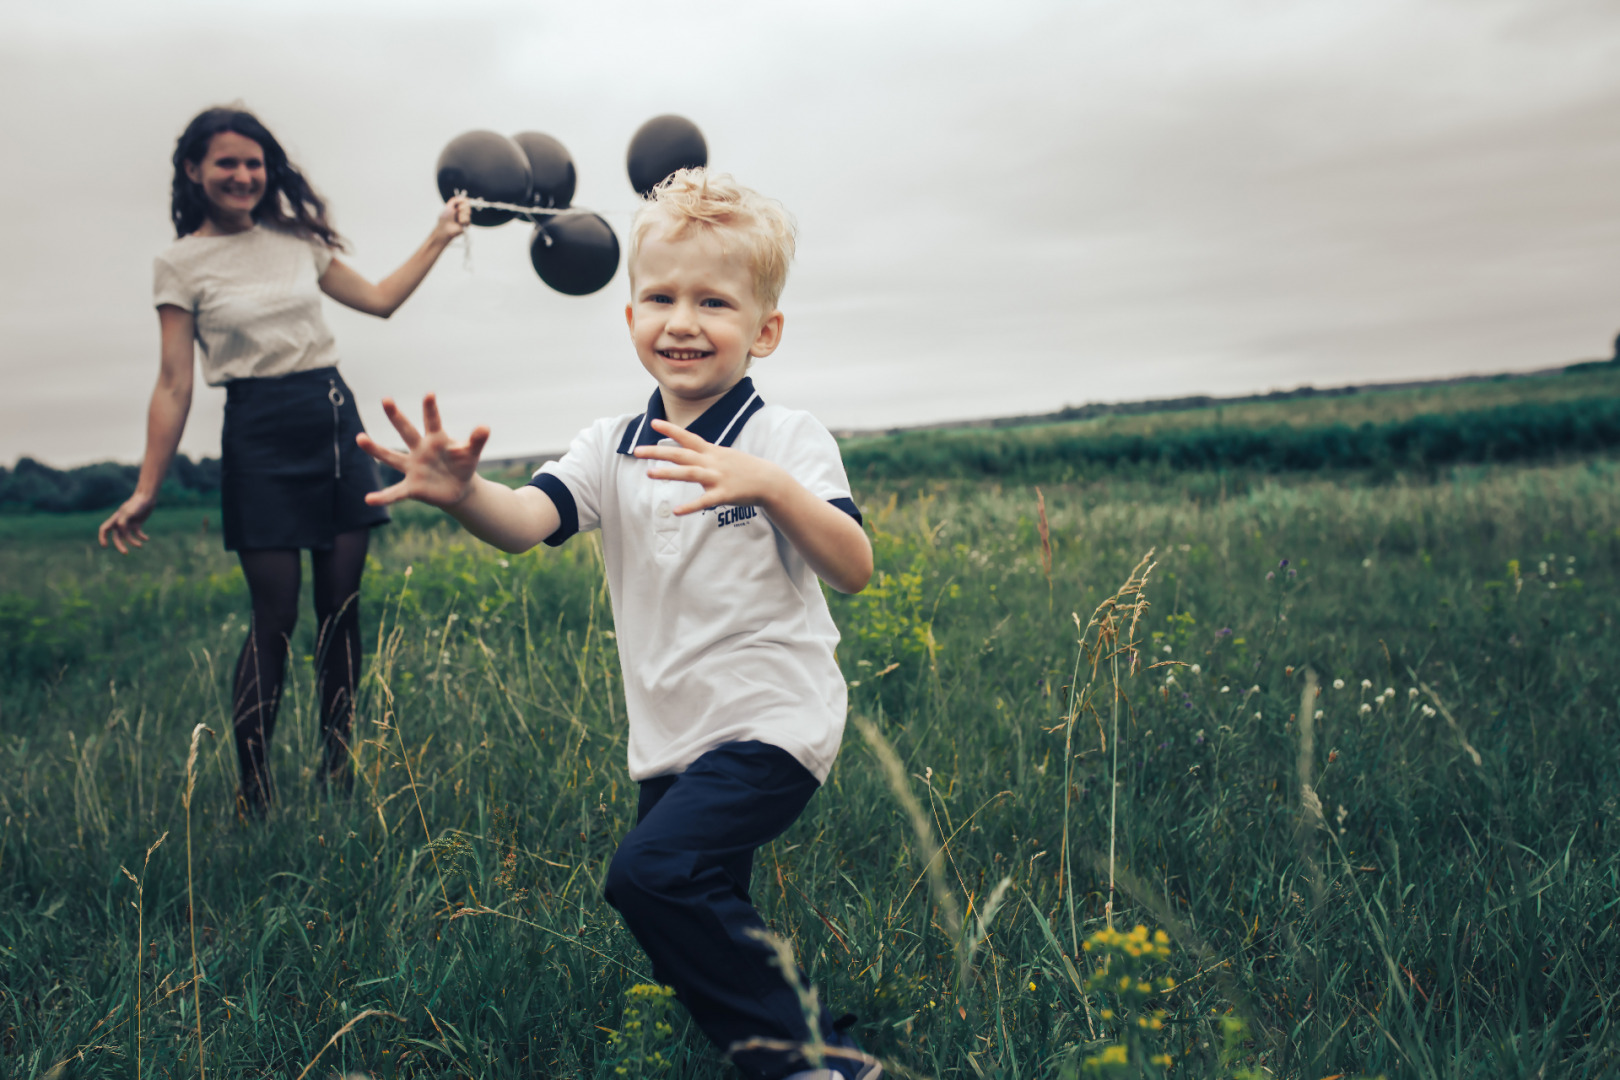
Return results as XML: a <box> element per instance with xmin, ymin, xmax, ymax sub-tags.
<box><xmin>2</xmin><ymin>456</ymin><xmax>1619</xmax><ymax>1078</ymax></box>
<box><xmin>840</xmin><ymin>368</ymin><xmax>1620</xmax><ymax>483</ymax></box>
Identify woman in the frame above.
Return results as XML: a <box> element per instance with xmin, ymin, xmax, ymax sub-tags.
<box><xmin>99</xmin><ymin>106</ymin><xmax>470</xmax><ymax>815</ymax></box>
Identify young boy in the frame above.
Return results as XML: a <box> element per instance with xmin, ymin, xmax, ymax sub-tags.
<box><xmin>359</xmin><ymin>170</ymin><xmax>878</xmax><ymax>1080</ymax></box>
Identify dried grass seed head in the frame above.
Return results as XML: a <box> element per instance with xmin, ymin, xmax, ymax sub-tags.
<box><xmin>630</xmin><ymin>168</ymin><xmax>797</xmax><ymax>309</ymax></box>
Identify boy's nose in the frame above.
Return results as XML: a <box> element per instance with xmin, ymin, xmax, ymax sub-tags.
<box><xmin>666</xmin><ymin>301</ymin><xmax>700</xmax><ymax>333</ymax></box>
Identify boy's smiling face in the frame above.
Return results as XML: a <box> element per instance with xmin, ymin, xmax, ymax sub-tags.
<box><xmin>626</xmin><ymin>224</ymin><xmax>784</xmax><ymax>427</ymax></box>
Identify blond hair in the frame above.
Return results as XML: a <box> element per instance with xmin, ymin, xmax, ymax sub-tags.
<box><xmin>629</xmin><ymin>169</ymin><xmax>797</xmax><ymax>309</ymax></box>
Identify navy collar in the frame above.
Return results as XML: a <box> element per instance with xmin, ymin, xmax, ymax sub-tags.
<box><xmin>616</xmin><ymin>377</ymin><xmax>766</xmax><ymax>455</ymax></box>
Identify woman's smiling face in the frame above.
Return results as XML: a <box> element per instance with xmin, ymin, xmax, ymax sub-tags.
<box><xmin>625</xmin><ymin>224</ymin><xmax>783</xmax><ymax>423</ymax></box>
<box><xmin>185</xmin><ymin>131</ymin><xmax>267</xmax><ymax>223</ymax></box>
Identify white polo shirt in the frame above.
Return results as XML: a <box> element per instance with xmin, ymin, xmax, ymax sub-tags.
<box><xmin>530</xmin><ymin>377</ymin><xmax>862</xmax><ymax>783</ymax></box>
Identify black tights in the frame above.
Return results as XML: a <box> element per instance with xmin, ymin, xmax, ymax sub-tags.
<box><xmin>232</xmin><ymin>529</ymin><xmax>369</xmax><ymax>812</ymax></box>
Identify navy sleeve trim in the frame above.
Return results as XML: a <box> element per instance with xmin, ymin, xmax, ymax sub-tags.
<box><xmin>829</xmin><ymin>497</ymin><xmax>862</xmax><ymax>526</ymax></box>
<box><xmin>528</xmin><ymin>472</ymin><xmax>579</xmax><ymax>547</ymax></box>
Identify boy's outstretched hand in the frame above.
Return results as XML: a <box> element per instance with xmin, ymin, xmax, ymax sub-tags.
<box><xmin>634</xmin><ymin>418</ymin><xmax>785</xmax><ymax>515</ymax></box>
<box><xmin>635</xmin><ymin>417</ymin><xmax>873</xmax><ymax>593</ymax></box>
<box><xmin>358</xmin><ymin>394</ymin><xmax>490</xmax><ymax>508</ymax></box>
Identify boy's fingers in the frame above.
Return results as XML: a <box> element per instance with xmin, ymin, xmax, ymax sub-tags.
<box><xmin>633</xmin><ymin>444</ymin><xmax>698</xmax><ymax>464</ymax></box>
<box><xmin>422</xmin><ymin>394</ymin><xmax>443</xmax><ymax>435</ymax></box>
<box><xmin>366</xmin><ymin>481</ymin><xmax>411</xmax><ymax>507</ymax></box>
<box><xmin>672</xmin><ymin>493</ymin><xmax>724</xmax><ymax>516</ymax></box>
<box><xmin>381</xmin><ymin>398</ymin><xmax>423</xmax><ymax>448</ymax></box>
<box><xmin>648</xmin><ymin>418</ymin><xmax>709</xmax><ymax>448</ymax></box>
<box><xmin>355</xmin><ymin>432</ymin><xmax>407</xmax><ymax>470</ymax></box>
<box><xmin>465</xmin><ymin>425</ymin><xmax>491</xmax><ymax>459</ymax></box>
<box><xmin>647</xmin><ymin>465</ymin><xmax>710</xmax><ymax>485</ymax></box>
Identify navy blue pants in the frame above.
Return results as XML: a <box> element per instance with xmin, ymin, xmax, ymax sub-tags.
<box><xmin>604</xmin><ymin>741</ymin><xmax>844</xmax><ymax>1080</ymax></box>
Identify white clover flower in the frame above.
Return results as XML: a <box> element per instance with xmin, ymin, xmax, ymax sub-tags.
<box><xmin>1408</xmin><ymin>687</ymin><xmax>1419</xmax><ymax>699</ymax></box>
<box><xmin>1250</xmin><ymin>685</ymin><xmax>1260</xmax><ymax>694</ymax></box>
<box><xmin>498</xmin><ymin>558</ymin><xmax>510</xmax><ymax>568</ymax></box>
<box><xmin>1361</xmin><ymin>679</ymin><xmax>1373</xmax><ymax>690</ymax></box>
<box><xmin>1190</xmin><ymin>663</ymin><xmax>1202</xmax><ymax>675</ymax></box>
<box><xmin>1333</xmin><ymin>678</ymin><xmax>1345</xmax><ymax>690</ymax></box>
<box><xmin>1382</xmin><ymin>687</ymin><xmax>1393</xmax><ymax>698</ymax></box>
<box><xmin>1165</xmin><ymin>674</ymin><xmax>1177</xmax><ymax>685</ymax></box>
<box><xmin>1538</xmin><ymin>561</ymin><xmax>1548</xmax><ymax>575</ymax></box>
<box><xmin>1359</xmin><ymin>703</ymin><xmax>1372</xmax><ymax>715</ymax></box>
<box><xmin>1254</xmin><ymin>712</ymin><xmax>1262</xmax><ymax>720</ymax></box>
<box><xmin>1314</xmin><ymin>710</ymin><xmax>1324</xmax><ymax>720</ymax></box>
<box><xmin>1420</xmin><ymin>704</ymin><xmax>1436</xmax><ymax>718</ymax></box>
<box><xmin>1549</xmin><ymin>582</ymin><xmax>1557</xmax><ymax>590</ymax></box>
<box><xmin>1162</xmin><ymin>644</ymin><xmax>1173</xmax><ymax>654</ymax></box>
<box><xmin>1221</xmin><ymin>685</ymin><xmax>1231</xmax><ymax>694</ymax></box>
<box><xmin>1362</xmin><ymin>557</ymin><xmax>1373</xmax><ymax>568</ymax></box>
<box><xmin>1567</xmin><ymin>555</ymin><xmax>1576</xmax><ymax>562</ymax></box>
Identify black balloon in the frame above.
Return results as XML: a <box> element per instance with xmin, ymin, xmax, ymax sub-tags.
<box><xmin>626</xmin><ymin>115</ymin><xmax>707</xmax><ymax>197</ymax></box>
<box><xmin>435</xmin><ymin>131</ymin><xmax>532</xmax><ymax>227</ymax></box>
<box><xmin>511</xmin><ymin>131</ymin><xmax>577</xmax><ymax>210</ymax></box>
<box><xmin>530</xmin><ymin>214</ymin><xmax>620</xmax><ymax>296</ymax></box>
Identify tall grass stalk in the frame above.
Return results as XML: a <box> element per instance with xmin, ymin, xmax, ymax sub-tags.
<box><xmin>182</xmin><ymin>723</ymin><xmax>211</xmax><ymax>1079</ymax></box>
<box><xmin>289</xmin><ymin>1009</ymin><xmax>399</xmax><ymax>1080</ymax></box>
<box><xmin>119</xmin><ymin>830</ymin><xmax>167</xmax><ymax>1080</ymax></box>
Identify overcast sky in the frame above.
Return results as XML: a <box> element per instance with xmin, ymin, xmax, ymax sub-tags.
<box><xmin>5</xmin><ymin>0</ymin><xmax>1620</xmax><ymax>466</ymax></box>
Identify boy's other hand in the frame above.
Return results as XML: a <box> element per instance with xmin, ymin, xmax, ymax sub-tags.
<box><xmin>358</xmin><ymin>394</ymin><xmax>489</xmax><ymax>508</ymax></box>
<box><xmin>635</xmin><ymin>418</ymin><xmax>786</xmax><ymax>515</ymax></box>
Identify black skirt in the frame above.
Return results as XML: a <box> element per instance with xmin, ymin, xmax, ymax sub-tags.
<box><xmin>220</xmin><ymin>367</ymin><xmax>390</xmax><ymax>552</ymax></box>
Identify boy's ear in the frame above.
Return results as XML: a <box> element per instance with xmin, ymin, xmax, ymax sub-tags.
<box><xmin>624</xmin><ymin>303</ymin><xmax>635</xmax><ymax>334</ymax></box>
<box><xmin>749</xmin><ymin>310</ymin><xmax>785</xmax><ymax>360</ymax></box>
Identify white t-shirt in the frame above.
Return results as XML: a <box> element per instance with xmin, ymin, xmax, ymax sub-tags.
<box><xmin>153</xmin><ymin>225</ymin><xmax>340</xmax><ymax>385</ymax></box>
<box><xmin>531</xmin><ymin>377</ymin><xmax>862</xmax><ymax>783</ymax></box>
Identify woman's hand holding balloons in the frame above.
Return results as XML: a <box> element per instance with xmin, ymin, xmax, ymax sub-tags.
<box><xmin>98</xmin><ymin>491</ymin><xmax>158</xmax><ymax>554</ymax></box>
<box><xmin>433</xmin><ymin>195</ymin><xmax>472</xmax><ymax>244</ymax></box>
<box><xmin>359</xmin><ymin>394</ymin><xmax>490</xmax><ymax>509</ymax></box>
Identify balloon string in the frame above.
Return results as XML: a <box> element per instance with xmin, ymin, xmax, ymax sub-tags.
<box><xmin>457</xmin><ymin>191</ymin><xmax>596</xmax><ymax>221</ymax></box>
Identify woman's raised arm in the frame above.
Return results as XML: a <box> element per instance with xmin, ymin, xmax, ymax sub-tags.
<box><xmin>318</xmin><ymin>196</ymin><xmax>471</xmax><ymax>318</ymax></box>
<box><xmin>98</xmin><ymin>305</ymin><xmax>196</xmax><ymax>553</ymax></box>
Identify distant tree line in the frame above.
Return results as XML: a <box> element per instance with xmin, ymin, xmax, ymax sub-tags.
<box><xmin>0</xmin><ymin>456</ymin><xmax>219</xmax><ymax>513</ymax></box>
<box><xmin>843</xmin><ymin>397</ymin><xmax>1620</xmax><ymax>481</ymax></box>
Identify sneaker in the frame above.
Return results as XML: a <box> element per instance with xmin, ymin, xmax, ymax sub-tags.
<box><xmin>824</xmin><ymin>1015</ymin><xmax>882</xmax><ymax>1080</ymax></box>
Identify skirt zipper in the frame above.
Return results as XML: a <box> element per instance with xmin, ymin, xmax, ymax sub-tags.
<box><xmin>328</xmin><ymin>378</ymin><xmax>345</xmax><ymax>480</ymax></box>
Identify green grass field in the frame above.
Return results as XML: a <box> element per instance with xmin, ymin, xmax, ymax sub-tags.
<box><xmin>2</xmin><ymin>458</ymin><xmax>1619</xmax><ymax>1079</ymax></box>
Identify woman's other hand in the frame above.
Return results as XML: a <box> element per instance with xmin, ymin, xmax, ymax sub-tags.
<box><xmin>358</xmin><ymin>394</ymin><xmax>489</xmax><ymax>508</ymax></box>
<box><xmin>98</xmin><ymin>491</ymin><xmax>158</xmax><ymax>554</ymax></box>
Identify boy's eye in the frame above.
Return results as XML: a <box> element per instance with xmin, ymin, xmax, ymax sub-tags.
<box><xmin>647</xmin><ymin>294</ymin><xmax>673</xmax><ymax>305</ymax></box>
<box><xmin>700</xmin><ymin>298</ymin><xmax>729</xmax><ymax>308</ymax></box>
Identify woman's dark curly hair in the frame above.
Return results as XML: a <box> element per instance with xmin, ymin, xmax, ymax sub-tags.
<box><xmin>170</xmin><ymin>106</ymin><xmax>345</xmax><ymax>249</ymax></box>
